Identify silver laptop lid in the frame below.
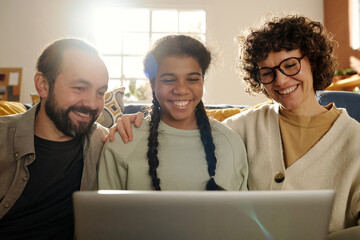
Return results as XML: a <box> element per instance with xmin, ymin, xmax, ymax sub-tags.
<box><xmin>73</xmin><ymin>190</ymin><xmax>334</xmax><ymax>240</ymax></box>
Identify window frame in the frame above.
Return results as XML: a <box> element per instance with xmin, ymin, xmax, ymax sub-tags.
<box><xmin>93</xmin><ymin>7</ymin><xmax>206</xmax><ymax>103</ymax></box>
<box><xmin>350</xmin><ymin>0</ymin><xmax>360</xmax><ymax>50</ymax></box>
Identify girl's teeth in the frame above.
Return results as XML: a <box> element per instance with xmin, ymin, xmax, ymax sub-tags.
<box><xmin>173</xmin><ymin>101</ymin><xmax>190</xmax><ymax>106</ymax></box>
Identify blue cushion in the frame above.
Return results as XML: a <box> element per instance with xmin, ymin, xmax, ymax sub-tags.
<box><xmin>317</xmin><ymin>91</ymin><xmax>360</xmax><ymax>122</ymax></box>
<box><xmin>123</xmin><ymin>104</ymin><xmax>150</xmax><ymax>115</ymax></box>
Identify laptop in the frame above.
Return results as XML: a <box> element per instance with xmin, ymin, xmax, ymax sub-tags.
<box><xmin>73</xmin><ymin>190</ymin><xmax>335</xmax><ymax>240</ymax></box>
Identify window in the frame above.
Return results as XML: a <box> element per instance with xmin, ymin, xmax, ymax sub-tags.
<box><xmin>350</xmin><ymin>0</ymin><xmax>360</xmax><ymax>50</ymax></box>
<box><xmin>93</xmin><ymin>8</ymin><xmax>206</xmax><ymax>102</ymax></box>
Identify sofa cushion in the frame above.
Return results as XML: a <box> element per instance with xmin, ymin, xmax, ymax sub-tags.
<box><xmin>317</xmin><ymin>91</ymin><xmax>360</xmax><ymax>122</ymax></box>
<box><xmin>122</xmin><ymin>102</ymin><xmax>272</xmax><ymax>122</ymax></box>
<box><xmin>96</xmin><ymin>87</ymin><xmax>125</xmax><ymax>128</ymax></box>
<box><xmin>206</xmin><ymin>100</ymin><xmax>273</xmax><ymax>122</ymax></box>
<box><xmin>0</xmin><ymin>101</ymin><xmax>27</xmax><ymax>116</ymax></box>
<box><xmin>30</xmin><ymin>93</ymin><xmax>41</xmax><ymax>107</ymax></box>
<box><xmin>30</xmin><ymin>87</ymin><xmax>125</xmax><ymax>128</ymax></box>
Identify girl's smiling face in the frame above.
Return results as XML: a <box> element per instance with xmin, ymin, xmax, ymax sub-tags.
<box><xmin>151</xmin><ymin>55</ymin><xmax>203</xmax><ymax>130</ymax></box>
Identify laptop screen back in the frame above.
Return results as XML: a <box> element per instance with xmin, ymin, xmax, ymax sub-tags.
<box><xmin>73</xmin><ymin>190</ymin><xmax>334</xmax><ymax>240</ymax></box>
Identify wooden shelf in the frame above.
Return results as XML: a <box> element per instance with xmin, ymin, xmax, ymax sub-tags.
<box><xmin>326</xmin><ymin>74</ymin><xmax>360</xmax><ymax>91</ymax></box>
<box><xmin>0</xmin><ymin>68</ymin><xmax>22</xmax><ymax>101</ymax></box>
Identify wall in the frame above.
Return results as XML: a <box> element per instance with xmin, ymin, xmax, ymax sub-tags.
<box><xmin>0</xmin><ymin>0</ymin><xmax>323</xmax><ymax>105</ymax></box>
<box><xmin>324</xmin><ymin>0</ymin><xmax>360</xmax><ymax>69</ymax></box>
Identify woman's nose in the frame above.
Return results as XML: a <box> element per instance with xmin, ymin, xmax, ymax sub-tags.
<box><xmin>273</xmin><ymin>69</ymin><xmax>289</xmax><ymax>86</ymax></box>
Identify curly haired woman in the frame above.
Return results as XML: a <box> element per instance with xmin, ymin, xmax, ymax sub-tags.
<box><xmin>224</xmin><ymin>15</ymin><xmax>360</xmax><ymax>239</ymax></box>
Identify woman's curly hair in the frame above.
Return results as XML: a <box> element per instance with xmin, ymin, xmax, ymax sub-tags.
<box><xmin>236</xmin><ymin>15</ymin><xmax>337</xmax><ymax>97</ymax></box>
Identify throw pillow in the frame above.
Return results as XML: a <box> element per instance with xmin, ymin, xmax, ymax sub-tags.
<box><xmin>29</xmin><ymin>87</ymin><xmax>125</xmax><ymax>128</ymax></box>
<box><xmin>0</xmin><ymin>101</ymin><xmax>27</xmax><ymax>116</ymax></box>
<box><xmin>30</xmin><ymin>93</ymin><xmax>41</xmax><ymax>106</ymax></box>
<box><xmin>96</xmin><ymin>87</ymin><xmax>125</xmax><ymax>128</ymax></box>
<box><xmin>206</xmin><ymin>100</ymin><xmax>273</xmax><ymax>122</ymax></box>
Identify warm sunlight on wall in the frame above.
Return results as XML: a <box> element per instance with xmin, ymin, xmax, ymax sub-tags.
<box><xmin>92</xmin><ymin>7</ymin><xmax>206</xmax><ymax>102</ymax></box>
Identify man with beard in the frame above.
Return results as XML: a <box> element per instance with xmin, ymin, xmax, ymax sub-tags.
<box><xmin>0</xmin><ymin>38</ymin><xmax>109</xmax><ymax>239</ymax></box>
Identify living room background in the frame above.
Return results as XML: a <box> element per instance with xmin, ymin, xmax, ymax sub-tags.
<box><xmin>0</xmin><ymin>0</ymin><xmax>323</xmax><ymax>105</ymax></box>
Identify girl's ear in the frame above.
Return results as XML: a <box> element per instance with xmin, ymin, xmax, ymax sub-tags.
<box><xmin>34</xmin><ymin>72</ymin><xmax>50</xmax><ymax>98</ymax></box>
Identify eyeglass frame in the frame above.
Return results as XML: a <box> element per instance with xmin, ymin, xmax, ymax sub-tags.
<box><xmin>256</xmin><ymin>55</ymin><xmax>305</xmax><ymax>85</ymax></box>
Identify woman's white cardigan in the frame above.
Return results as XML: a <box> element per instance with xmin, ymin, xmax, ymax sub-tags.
<box><xmin>224</xmin><ymin>104</ymin><xmax>360</xmax><ymax>233</ymax></box>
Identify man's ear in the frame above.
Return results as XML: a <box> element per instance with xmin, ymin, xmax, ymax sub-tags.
<box><xmin>34</xmin><ymin>72</ymin><xmax>50</xmax><ymax>98</ymax></box>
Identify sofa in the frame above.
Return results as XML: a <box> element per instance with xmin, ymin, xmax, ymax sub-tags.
<box><xmin>1</xmin><ymin>90</ymin><xmax>359</xmax><ymax>124</ymax></box>
<box><xmin>121</xmin><ymin>91</ymin><xmax>360</xmax><ymax>123</ymax></box>
<box><xmin>1</xmin><ymin>90</ymin><xmax>360</xmax><ymax>240</ymax></box>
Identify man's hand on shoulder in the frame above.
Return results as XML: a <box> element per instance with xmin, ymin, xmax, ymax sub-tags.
<box><xmin>102</xmin><ymin>112</ymin><xmax>145</xmax><ymax>143</ymax></box>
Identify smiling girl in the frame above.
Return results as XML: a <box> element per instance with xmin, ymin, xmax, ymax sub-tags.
<box><xmin>98</xmin><ymin>35</ymin><xmax>248</xmax><ymax>191</ymax></box>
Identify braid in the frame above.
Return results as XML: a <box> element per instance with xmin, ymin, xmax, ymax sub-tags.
<box><xmin>195</xmin><ymin>101</ymin><xmax>224</xmax><ymax>191</ymax></box>
<box><xmin>147</xmin><ymin>93</ymin><xmax>161</xmax><ymax>190</ymax></box>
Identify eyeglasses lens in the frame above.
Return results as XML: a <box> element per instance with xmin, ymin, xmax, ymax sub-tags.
<box><xmin>259</xmin><ymin>68</ymin><xmax>274</xmax><ymax>84</ymax></box>
<box><xmin>259</xmin><ymin>57</ymin><xmax>301</xmax><ymax>84</ymax></box>
<box><xmin>281</xmin><ymin>58</ymin><xmax>301</xmax><ymax>76</ymax></box>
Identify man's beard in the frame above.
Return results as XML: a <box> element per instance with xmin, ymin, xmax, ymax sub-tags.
<box><xmin>45</xmin><ymin>90</ymin><xmax>99</xmax><ymax>138</ymax></box>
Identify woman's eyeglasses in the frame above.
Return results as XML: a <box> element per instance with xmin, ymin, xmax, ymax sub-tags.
<box><xmin>257</xmin><ymin>56</ymin><xmax>305</xmax><ymax>84</ymax></box>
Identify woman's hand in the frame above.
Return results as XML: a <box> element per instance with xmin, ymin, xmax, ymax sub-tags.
<box><xmin>102</xmin><ymin>112</ymin><xmax>145</xmax><ymax>143</ymax></box>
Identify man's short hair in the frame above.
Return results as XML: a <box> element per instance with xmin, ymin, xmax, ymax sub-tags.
<box><xmin>36</xmin><ymin>38</ymin><xmax>99</xmax><ymax>89</ymax></box>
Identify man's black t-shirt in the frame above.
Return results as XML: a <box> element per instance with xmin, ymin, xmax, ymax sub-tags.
<box><xmin>0</xmin><ymin>135</ymin><xmax>83</xmax><ymax>240</ymax></box>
